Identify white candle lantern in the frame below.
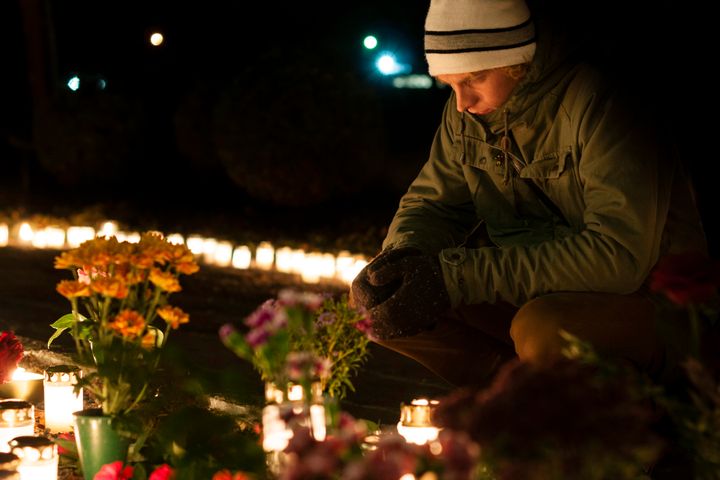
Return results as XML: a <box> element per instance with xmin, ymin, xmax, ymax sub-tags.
<box><xmin>202</xmin><ymin>238</ymin><xmax>218</xmax><ymax>264</ymax></box>
<box><xmin>186</xmin><ymin>235</ymin><xmax>205</xmax><ymax>255</ymax></box>
<box><xmin>213</xmin><ymin>241</ymin><xmax>233</xmax><ymax>267</ymax></box>
<box><xmin>43</xmin><ymin>366</ymin><xmax>83</xmax><ymax>433</ymax></box>
<box><xmin>0</xmin><ymin>224</ymin><xmax>8</xmax><ymax>247</ymax></box>
<box><xmin>166</xmin><ymin>233</ymin><xmax>185</xmax><ymax>245</ymax></box>
<box><xmin>0</xmin><ymin>401</ymin><xmax>34</xmax><ymax>453</ymax></box>
<box><xmin>97</xmin><ymin>221</ymin><xmax>118</xmax><ymax>239</ymax></box>
<box><xmin>301</xmin><ymin>252</ymin><xmax>322</xmax><ymax>284</ymax></box>
<box><xmin>65</xmin><ymin>227</ymin><xmax>95</xmax><ymax>248</ymax></box>
<box><xmin>8</xmin><ymin>436</ymin><xmax>57</xmax><ymax>480</ymax></box>
<box><xmin>396</xmin><ymin>398</ymin><xmax>440</xmax><ymax>445</ymax></box>
<box><xmin>261</xmin><ymin>405</ymin><xmax>291</xmax><ymax>452</ymax></box>
<box><xmin>289</xmin><ymin>249</ymin><xmax>306</xmax><ymax>274</ymax></box>
<box><xmin>17</xmin><ymin>223</ymin><xmax>34</xmax><ymax>245</ymax></box>
<box><xmin>231</xmin><ymin>246</ymin><xmax>251</xmax><ymax>269</ymax></box>
<box><xmin>274</xmin><ymin>247</ymin><xmax>294</xmax><ymax>274</ymax></box>
<box><xmin>255</xmin><ymin>242</ymin><xmax>275</xmax><ymax>270</ymax></box>
<box><xmin>0</xmin><ymin>369</ymin><xmax>44</xmax><ymax>405</ymax></box>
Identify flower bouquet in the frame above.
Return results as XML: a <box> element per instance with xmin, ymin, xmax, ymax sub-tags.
<box><xmin>219</xmin><ymin>290</ymin><xmax>371</xmax><ymax>400</ymax></box>
<box><xmin>50</xmin><ymin>233</ymin><xmax>199</xmax><ymax>416</ymax></box>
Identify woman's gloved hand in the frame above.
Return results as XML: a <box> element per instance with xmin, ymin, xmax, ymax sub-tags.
<box><xmin>350</xmin><ymin>247</ymin><xmax>422</xmax><ymax>310</ymax></box>
<box><xmin>352</xmin><ymin>248</ymin><xmax>450</xmax><ymax>340</ymax></box>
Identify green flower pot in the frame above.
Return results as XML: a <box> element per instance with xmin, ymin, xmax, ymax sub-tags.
<box><xmin>73</xmin><ymin>408</ymin><xmax>130</xmax><ymax>480</ymax></box>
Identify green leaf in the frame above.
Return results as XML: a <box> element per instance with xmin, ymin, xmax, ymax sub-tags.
<box><xmin>47</xmin><ymin>313</ymin><xmax>75</xmax><ymax>348</ymax></box>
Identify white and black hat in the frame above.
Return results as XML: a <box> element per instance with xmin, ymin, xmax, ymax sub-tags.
<box><xmin>424</xmin><ymin>0</ymin><xmax>537</xmax><ymax>76</ymax></box>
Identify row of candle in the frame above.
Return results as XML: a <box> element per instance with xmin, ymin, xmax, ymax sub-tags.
<box><xmin>0</xmin><ymin>366</ymin><xmax>84</xmax><ymax>479</ymax></box>
<box><xmin>0</xmin><ymin>221</ymin><xmax>369</xmax><ymax>285</ymax></box>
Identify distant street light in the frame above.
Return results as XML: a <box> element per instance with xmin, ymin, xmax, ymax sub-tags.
<box><xmin>66</xmin><ymin>76</ymin><xmax>80</xmax><ymax>91</ymax></box>
<box><xmin>363</xmin><ymin>35</ymin><xmax>378</xmax><ymax>49</ymax></box>
<box><xmin>375</xmin><ymin>52</ymin><xmax>405</xmax><ymax>76</ymax></box>
<box><xmin>150</xmin><ymin>32</ymin><xmax>164</xmax><ymax>46</ymax></box>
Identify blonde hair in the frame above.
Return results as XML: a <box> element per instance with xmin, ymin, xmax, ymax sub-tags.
<box><xmin>501</xmin><ymin>63</ymin><xmax>530</xmax><ymax>80</ymax></box>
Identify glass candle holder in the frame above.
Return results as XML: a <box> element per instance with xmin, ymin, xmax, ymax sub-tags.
<box><xmin>43</xmin><ymin>366</ymin><xmax>83</xmax><ymax>433</ymax></box>
<box><xmin>0</xmin><ymin>369</ymin><xmax>44</xmax><ymax>405</ymax></box>
<box><xmin>0</xmin><ymin>452</ymin><xmax>20</xmax><ymax>473</ymax></box>
<box><xmin>8</xmin><ymin>436</ymin><xmax>58</xmax><ymax>480</ymax></box>
<box><xmin>396</xmin><ymin>398</ymin><xmax>440</xmax><ymax>445</ymax></box>
<box><xmin>0</xmin><ymin>402</ymin><xmax>34</xmax><ymax>453</ymax></box>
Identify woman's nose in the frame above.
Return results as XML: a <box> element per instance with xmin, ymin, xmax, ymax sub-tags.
<box><xmin>454</xmin><ymin>88</ymin><xmax>474</xmax><ymax>113</ymax></box>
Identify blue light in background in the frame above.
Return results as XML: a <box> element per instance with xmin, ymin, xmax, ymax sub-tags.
<box><xmin>363</xmin><ymin>35</ymin><xmax>378</xmax><ymax>49</ymax></box>
<box><xmin>67</xmin><ymin>76</ymin><xmax>80</xmax><ymax>91</ymax></box>
<box><xmin>375</xmin><ymin>51</ymin><xmax>409</xmax><ymax>76</ymax></box>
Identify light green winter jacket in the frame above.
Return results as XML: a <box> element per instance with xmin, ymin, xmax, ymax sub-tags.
<box><xmin>382</xmin><ymin>32</ymin><xmax>707</xmax><ymax>308</ymax></box>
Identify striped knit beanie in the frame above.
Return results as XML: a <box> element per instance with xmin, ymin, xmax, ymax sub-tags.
<box><xmin>424</xmin><ymin>0</ymin><xmax>536</xmax><ymax>76</ymax></box>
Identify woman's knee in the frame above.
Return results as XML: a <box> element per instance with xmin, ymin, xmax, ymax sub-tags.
<box><xmin>510</xmin><ymin>296</ymin><xmax>567</xmax><ymax>365</ymax></box>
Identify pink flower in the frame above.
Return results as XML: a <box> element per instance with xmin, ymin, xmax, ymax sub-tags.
<box><xmin>93</xmin><ymin>461</ymin><xmax>133</xmax><ymax>480</ymax></box>
<box><xmin>149</xmin><ymin>464</ymin><xmax>174</xmax><ymax>480</ymax></box>
<box><xmin>0</xmin><ymin>331</ymin><xmax>23</xmax><ymax>384</ymax></box>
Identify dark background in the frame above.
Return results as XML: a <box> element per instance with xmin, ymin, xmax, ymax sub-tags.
<box><xmin>1</xmin><ymin>0</ymin><xmax>716</xmax><ymax>255</ymax></box>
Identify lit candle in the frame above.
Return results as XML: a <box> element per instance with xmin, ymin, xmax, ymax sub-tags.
<box><xmin>166</xmin><ymin>233</ymin><xmax>185</xmax><ymax>245</ymax></box>
<box><xmin>274</xmin><ymin>247</ymin><xmax>294</xmax><ymax>274</ymax></box>
<box><xmin>319</xmin><ymin>253</ymin><xmax>336</xmax><ymax>280</ymax></box>
<box><xmin>97</xmin><ymin>221</ymin><xmax>118</xmax><ymax>239</ymax></box>
<box><xmin>213</xmin><ymin>241</ymin><xmax>233</xmax><ymax>267</ymax></box>
<box><xmin>0</xmin><ymin>369</ymin><xmax>44</xmax><ymax>405</ymax></box>
<box><xmin>255</xmin><ymin>242</ymin><xmax>275</xmax><ymax>270</ymax></box>
<box><xmin>65</xmin><ymin>227</ymin><xmax>95</xmax><ymax>248</ymax></box>
<box><xmin>202</xmin><ymin>238</ymin><xmax>218</xmax><ymax>264</ymax></box>
<box><xmin>261</xmin><ymin>405</ymin><xmax>291</xmax><ymax>452</ymax></box>
<box><xmin>335</xmin><ymin>251</ymin><xmax>354</xmax><ymax>282</ymax></box>
<box><xmin>396</xmin><ymin>398</ymin><xmax>440</xmax><ymax>445</ymax></box>
<box><xmin>186</xmin><ymin>235</ymin><xmax>205</xmax><ymax>255</ymax></box>
<box><xmin>289</xmin><ymin>249</ymin><xmax>306</xmax><ymax>274</ymax></box>
<box><xmin>0</xmin><ymin>224</ymin><xmax>8</xmax><ymax>247</ymax></box>
<box><xmin>8</xmin><ymin>436</ymin><xmax>57</xmax><ymax>480</ymax></box>
<box><xmin>17</xmin><ymin>223</ymin><xmax>34</xmax><ymax>245</ymax></box>
<box><xmin>43</xmin><ymin>366</ymin><xmax>83</xmax><ymax>433</ymax></box>
<box><xmin>301</xmin><ymin>252</ymin><xmax>322</xmax><ymax>284</ymax></box>
<box><xmin>0</xmin><ymin>401</ymin><xmax>34</xmax><ymax>453</ymax></box>
<box><xmin>231</xmin><ymin>246</ymin><xmax>251</xmax><ymax>269</ymax></box>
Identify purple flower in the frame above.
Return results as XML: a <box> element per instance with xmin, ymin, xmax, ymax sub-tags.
<box><xmin>245</xmin><ymin>328</ymin><xmax>270</xmax><ymax>348</ymax></box>
<box><xmin>245</xmin><ymin>302</ymin><xmax>277</xmax><ymax>328</ymax></box>
<box><xmin>218</xmin><ymin>323</ymin><xmax>236</xmax><ymax>342</ymax></box>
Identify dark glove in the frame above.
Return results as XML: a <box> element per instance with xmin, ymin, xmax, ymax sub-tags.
<box><xmin>350</xmin><ymin>247</ymin><xmax>422</xmax><ymax>310</ymax></box>
<box><xmin>366</xmin><ymin>253</ymin><xmax>451</xmax><ymax>340</ymax></box>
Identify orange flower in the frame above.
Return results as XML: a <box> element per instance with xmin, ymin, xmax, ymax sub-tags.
<box><xmin>175</xmin><ymin>261</ymin><xmax>200</xmax><ymax>275</ymax></box>
<box><xmin>56</xmin><ymin>280</ymin><xmax>91</xmax><ymax>299</ymax></box>
<box><xmin>108</xmin><ymin>310</ymin><xmax>145</xmax><ymax>339</ymax></box>
<box><xmin>156</xmin><ymin>306</ymin><xmax>189</xmax><ymax>330</ymax></box>
<box><xmin>130</xmin><ymin>253</ymin><xmax>155</xmax><ymax>269</ymax></box>
<box><xmin>91</xmin><ymin>278</ymin><xmax>129</xmax><ymax>299</ymax></box>
<box><xmin>54</xmin><ymin>251</ymin><xmax>79</xmax><ymax>270</ymax></box>
<box><xmin>149</xmin><ymin>269</ymin><xmax>182</xmax><ymax>292</ymax></box>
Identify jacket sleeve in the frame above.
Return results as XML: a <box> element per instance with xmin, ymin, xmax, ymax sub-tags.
<box><xmin>382</xmin><ymin>97</ymin><xmax>478</xmax><ymax>254</ymax></box>
<box><xmin>439</xmin><ymin>82</ymin><xmax>675</xmax><ymax>307</ymax></box>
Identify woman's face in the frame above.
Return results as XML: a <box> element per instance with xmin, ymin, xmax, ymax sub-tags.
<box><xmin>436</xmin><ymin>68</ymin><xmax>521</xmax><ymax>115</ymax></box>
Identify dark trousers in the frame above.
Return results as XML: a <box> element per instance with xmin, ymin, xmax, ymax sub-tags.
<box><xmin>374</xmin><ymin>292</ymin><xmax>671</xmax><ymax>387</ymax></box>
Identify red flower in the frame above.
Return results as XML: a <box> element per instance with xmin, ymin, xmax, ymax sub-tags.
<box><xmin>212</xmin><ymin>470</ymin><xmax>250</xmax><ymax>480</ymax></box>
<box><xmin>55</xmin><ymin>432</ymin><xmax>75</xmax><ymax>456</ymax></box>
<box><xmin>93</xmin><ymin>461</ymin><xmax>134</xmax><ymax>480</ymax></box>
<box><xmin>0</xmin><ymin>331</ymin><xmax>23</xmax><ymax>384</ymax></box>
<box><xmin>149</xmin><ymin>464</ymin><xmax>174</xmax><ymax>480</ymax></box>
<box><xmin>650</xmin><ymin>253</ymin><xmax>720</xmax><ymax>306</ymax></box>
